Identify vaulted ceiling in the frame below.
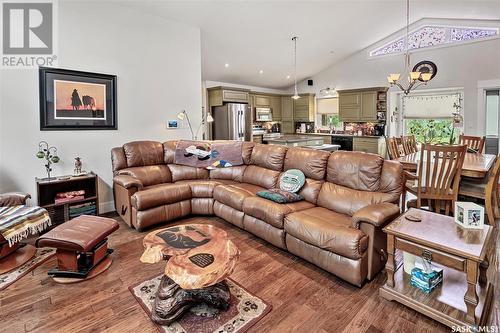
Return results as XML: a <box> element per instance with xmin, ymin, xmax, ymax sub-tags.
<box><xmin>121</xmin><ymin>0</ymin><xmax>500</xmax><ymax>89</ymax></box>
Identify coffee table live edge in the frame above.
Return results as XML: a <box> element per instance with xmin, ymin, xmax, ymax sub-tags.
<box><xmin>379</xmin><ymin>208</ymin><xmax>494</xmax><ymax>329</ymax></box>
<box><xmin>140</xmin><ymin>224</ymin><xmax>240</xmax><ymax>325</ymax></box>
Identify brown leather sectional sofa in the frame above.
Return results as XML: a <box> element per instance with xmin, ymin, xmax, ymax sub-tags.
<box><xmin>111</xmin><ymin>140</ymin><xmax>403</xmax><ymax>286</ymax></box>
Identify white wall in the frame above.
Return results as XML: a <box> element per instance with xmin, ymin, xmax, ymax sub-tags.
<box><xmin>298</xmin><ymin>38</ymin><xmax>500</xmax><ymax>136</ymax></box>
<box><xmin>0</xmin><ymin>2</ymin><xmax>202</xmax><ymax>212</ymax></box>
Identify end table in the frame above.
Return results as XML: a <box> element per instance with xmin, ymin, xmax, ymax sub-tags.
<box><xmin>380</xmin><ymin>208</ymin><xmax>494</xmax><ymax>329</ymax></box>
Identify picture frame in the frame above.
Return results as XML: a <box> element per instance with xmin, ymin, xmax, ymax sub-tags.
<box><xmin>454</xmin><ymin>201</ymin><xmax>485</xmax><ymax>229</ymax></box>
<box><xmin>39</xmin><ymin>67</ymin><xmax>117</xmax><ymax>130</ymax></box>
<box><xmin>166</xmin><ymin>120</ymin><xmax>179</xmax><ymax>129</ymax></box>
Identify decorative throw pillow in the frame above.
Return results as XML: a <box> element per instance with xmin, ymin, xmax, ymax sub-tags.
<box><xmin>279</xmin><ymin>169</ymin><xmax>306</xmax><ymax>193</ymax></box>
<box><xmin>256</xmin><ymin>188</ymin><xmax>304</xmax><ymax>204</ymax></box>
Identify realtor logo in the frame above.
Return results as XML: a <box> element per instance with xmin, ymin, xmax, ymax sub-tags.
<box><xmin>3</xmin><ymin>2</ymin><xmax>52</xmax><ymax>54</ymax></box>
<box><xmin>2</xmin><ymin>1</ymin><xmax>57</xmax><ymax>68</ymax></box>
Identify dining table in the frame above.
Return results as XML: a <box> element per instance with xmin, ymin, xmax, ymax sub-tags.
<box><xmin>397</xmin><ymin>151</ymin><xmax>497</xmax><ymax>179</ymax></box>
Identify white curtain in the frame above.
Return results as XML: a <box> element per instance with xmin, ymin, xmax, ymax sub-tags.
<box><xmin>317</xmin><ymin>97</ymin><xmax>338</xmax><ymax>114</ymax></box>
<box><xmin>403</xmin><ymin>93</ymin><xmax>460</xmax><ymax>119</ymax></box>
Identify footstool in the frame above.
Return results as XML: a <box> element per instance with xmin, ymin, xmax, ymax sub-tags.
<box><xmin>36</xmin><ymin>215</ymin><xmax>119</xmax><ymax>283</ymax></box>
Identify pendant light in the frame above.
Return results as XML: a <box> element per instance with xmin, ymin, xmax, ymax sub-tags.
<box><xmin>387</xmin><ymin>0</ymin><xmax>433</xmax><ymax>95</ymax></box>
<box><xmin>291</xmin><ymin>36</ymin><xmax>300</xmax><ymax>100</ymax></box>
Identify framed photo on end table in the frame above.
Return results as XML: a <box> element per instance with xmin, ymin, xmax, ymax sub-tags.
<box><xmin>39</xmin><ymin>67</ymin><xmax>117</xmax><ymax>130</ymax></box>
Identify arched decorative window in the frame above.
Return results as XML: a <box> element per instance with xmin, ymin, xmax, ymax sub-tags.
<box><xmin>370</xmin><ymin>25</ymin><xmax>498</xmax><ymax>57</ymax></box>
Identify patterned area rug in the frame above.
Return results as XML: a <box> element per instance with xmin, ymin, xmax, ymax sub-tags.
<box><xmin>129</xmin><ymin>274</ymin><xmax>271</xmax><ymax>333</ymax></box>
<box><xmin>0</xmin><ymin>247</ymin><xmax>55</xmax><ymax>291</ymax></box>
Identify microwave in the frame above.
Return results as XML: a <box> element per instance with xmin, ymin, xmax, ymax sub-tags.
<box><xmin>255</xmin><ymin>107</ymin><xmax>272</xmax><ymax>121</ymax></box>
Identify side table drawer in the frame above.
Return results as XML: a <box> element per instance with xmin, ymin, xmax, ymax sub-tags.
<box><xmin>396</xmin><ymin>238</ymin><xmax>466</xmax><ymax>271</ymax></box>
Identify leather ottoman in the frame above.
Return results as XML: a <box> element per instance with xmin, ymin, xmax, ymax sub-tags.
<box><xmin>36</xmin><ymin>215</ymin><xmax>119</xmax><ymax>283</ymax></box>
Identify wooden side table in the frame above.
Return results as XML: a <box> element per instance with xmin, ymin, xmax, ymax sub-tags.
<box><xmin>380</xmin><ymin>208</ymin><xmax>494</xmax><ymax>329</ymax></box>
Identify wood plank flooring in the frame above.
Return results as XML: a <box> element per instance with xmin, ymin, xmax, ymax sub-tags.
<box><xmin>0</xmin><ymin>214</ymin><xmax>496</xmax><ymax>332</ymax></box>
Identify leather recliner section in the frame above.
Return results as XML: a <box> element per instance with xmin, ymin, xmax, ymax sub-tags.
<box><xmin>111</xmin><ymin>140</ymin><xmax>403</xmax><ymax>287</ymax></box>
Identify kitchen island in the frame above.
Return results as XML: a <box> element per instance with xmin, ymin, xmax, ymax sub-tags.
<box><xmin>265</xmin><ymin>135</ymin><xmax>339</xmax><ymax>151</ymax></box>
<box><xmin>294</xmin><ymin>132</ymin><xmax>387</xmax><ymax>156</ymax></box>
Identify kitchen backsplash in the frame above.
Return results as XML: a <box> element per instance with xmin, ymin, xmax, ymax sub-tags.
<box><xmin>343</xmin><ymin>122</ymin><xmax>376</xmax><ymax>135</ymax></box>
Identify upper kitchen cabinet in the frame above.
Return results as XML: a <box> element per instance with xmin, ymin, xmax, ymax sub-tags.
<box><xmin>338</xmin><ymin>87</ymin><xmax>388</xmax><ymax>122</ymax></box>
<box><xmin>253</xmin><ymin>95</ymin><xmax>271</xmax><ymax>107</ymax></box>
<box><xmin>269</xmin><ymin>96</ymin><xmax>282</xmax><ymax>121</ymax></box>
<box><xmin>208</xmin><ymin>86</ymin><xmax>250</xmax><ymax>107</ymax></box>
<box><xmin>293</xmin><ymin>94</ymin><xmax>315</xmax><ymax>122</ymax></box>
<box><xmin>281</xmin><ymin>96</ymin><xmax>293</xmax><ymax>119</ymax></box>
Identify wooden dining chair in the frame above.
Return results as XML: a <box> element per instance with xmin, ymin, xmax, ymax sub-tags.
<box><xmin>459</xmin><ymin>135</ymin><xmax>485</xmax><ymax>153</ymax></box>
<box><xmin>401</xmin><ymin>135</ymin><xmax>418</xmax><ymax>155</ymax></box>
<box><xmin>405</xmin><ymin>143</ymin><xmax>467</xmax><ymax>215</ymax></box>
<box><xmin>386</xmin><ymin>137</ymin><xmax>402</xmax><ymax>160</ymax></box>
<box><xmin>459</xmin><ymin>155</ymin><xmax>500</xmax><ymax>226</ymax></box>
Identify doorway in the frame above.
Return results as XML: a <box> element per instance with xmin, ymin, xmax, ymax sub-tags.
<box><xmin>485</xmin><ymin>89</ymin><xmax>500</xmax><ymax>154</ymax></box>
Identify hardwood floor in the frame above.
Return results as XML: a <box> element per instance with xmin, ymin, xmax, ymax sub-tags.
<box><xmin>0</xmin><ymin>214</ymin><xmax>495</xmax><ymax>333</ymax></box>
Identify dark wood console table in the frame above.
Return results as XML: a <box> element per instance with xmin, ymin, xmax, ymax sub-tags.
<box><xmin>380</xmin><ymin>208</ymin><xmax>494</xmax><ymax>329</ymax></box>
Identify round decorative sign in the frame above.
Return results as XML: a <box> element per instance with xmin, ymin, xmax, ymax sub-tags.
<box><xmin>412</xmin><ymin>60</ymin><xmax>438</xmax><ymax>82</ymax></box>
<box><xmin>279</xmin><ymin>169</ymin><xmax>305</xmax><ymax>193</ymax></box>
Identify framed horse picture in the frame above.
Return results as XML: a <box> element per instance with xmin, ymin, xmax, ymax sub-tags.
<box><xmin>39</xmin><ymin>67</ymin><xmax>117</xmax><ymax>130</ymax></box>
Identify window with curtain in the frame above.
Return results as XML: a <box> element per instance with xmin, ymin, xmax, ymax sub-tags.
<box><xmin>316</xmin><ymin>97</ymin><xmax>342</xmax><ymax>129</ymax></box>
<box><xmin>402</xmin><ymin>93</ymin><xmax>462</xmax><ymax>144</ymax></box>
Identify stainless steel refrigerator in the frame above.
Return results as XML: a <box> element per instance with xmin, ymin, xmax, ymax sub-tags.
<box><xmin>212</xmin><ymin>103</ymin><xmax>252</xmax><ymax>141</ymax></box>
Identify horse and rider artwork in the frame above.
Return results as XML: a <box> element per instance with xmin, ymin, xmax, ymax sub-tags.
<box><xmin>54</xmin><ymin>80</ymin><xmax>106</xmax><ymax>120</ymax></box>
<box><xmin>40</xmin><ymin>67</ymin><xmax>117</xmax><ymax>130</ymax></box>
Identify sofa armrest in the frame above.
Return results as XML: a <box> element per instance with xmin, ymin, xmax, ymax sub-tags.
<box><xmin>352</xmin><ymin>203</ymin><xmax>400</xmax><ymax>229</ymax></box>
<box><xmin>0</xmin><ymin>192</ymin><xmax>31</xmax><ymax>207</ymax></box>
<box><xmin>114</xmin><ymin>175</ymin><xmax>144</xmax><ymax>191</ymax></box>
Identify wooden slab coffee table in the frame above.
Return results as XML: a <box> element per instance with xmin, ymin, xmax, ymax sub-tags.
<box><xmin>380</xmin><ymin>208</ymin><xmax>494</xmax><ymax>329</ymax></box>
<box><xmin>140</xmin><ymin>224</ymin><xmax>240</xmax><ymax>325</ymax></box>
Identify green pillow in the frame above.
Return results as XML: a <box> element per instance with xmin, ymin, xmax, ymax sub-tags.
<box><xmin>256</xmin><ymin>189</ymin><xmax>304</xmax><ymax>203</ymax></box>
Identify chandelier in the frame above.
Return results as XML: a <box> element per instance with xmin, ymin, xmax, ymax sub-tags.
<box><xmin>387</xmin><ymin>0</ymin><xmax>433</xmax><ymax>95</ymax></box>
<box><xmin>291</xmin><ymin>36</ymin><xmax>300</xmax><ymax>100</ymax></box>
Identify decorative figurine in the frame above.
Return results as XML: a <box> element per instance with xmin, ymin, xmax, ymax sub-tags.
<box><xmin>74</xmin><ymin>157</ymin><xmax>82</xmax><ymax>175</ymax></box>
<box><xmin>36</xmin><ymin>141</ymin><xmax>60</xmax><ymax>180</ymax></box>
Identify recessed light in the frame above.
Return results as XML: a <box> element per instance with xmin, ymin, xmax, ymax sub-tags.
<box><xmin>286</xmin><ymin>75</ymin><xmax>291</xmax><ymax>79</ymax></box>
<box><xmin>224</xmin><ymin>63</ymin><xmax>229</xmax><ymax>68</ymax></box>
<box><xmin>259</xmin><ymin>70</ymin><xmax>264</xmax><ymax>74</ymax></box>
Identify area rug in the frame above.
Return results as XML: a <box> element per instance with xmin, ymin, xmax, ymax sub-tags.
<box><xmin>129</xmin><ymin>274</ymin><xmax>272</xmax><ymax>333</ymax></box>
<box><xmin>0</xmin><ymin>247</ymin><xmax>55</xmax><ymax>291</ymax></box>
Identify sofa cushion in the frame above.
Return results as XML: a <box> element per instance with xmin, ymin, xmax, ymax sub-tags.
<box><xmin>131</xmin><ymin>183</ymin><xmax>191</xmax><ymax>211</ymax></box>
<box><xmin>295</xmin><ymin>178</ymin><xmax>323</xmax><ymax>204</ymax></box>
<box><xmin>111</xmin><ymin>147</ymin><xmax>127</xmax><ymax>173</ymax></box>
<box><xmin>284</xmin><ymin>207</ymin><xmax>368</xmax><ymax>260</ymax></box>
<box><xmin>163</xmin><ymin>140</ymin><xmax>178</xmax><ymax>164</ymax></box>
<box><xmin>379</xmin><ymin>160</ymin><xmax>404</xmax><ymax>202</ymax></box>
<box><xmin>213</xmin><ymin>183</ymin><xmax>264</xmax><ymax>211</ymax></box>
<box><xmin>175</xmin><ymin>179</ymin><xmax>237</xmax><ymax>198</ymax></box>
<box><xmin>284</xmin><ymin>147</ymin><xmax>330</xmax><ymax>180</ymax></box>
<box><xmin>327</xmin><ymin>151</ymin><xmax>384</xmax><ymax>191</ymax></box>
<box><xmin>243</xmin><ymin>196</ymin><xmax>314</xmax><ymax>228</ymax></box>
<box><xmin>117</xmin><ymin>165</ymin><xmax>172</xmax><ymax>187</ymax></box>
<box><xmin>242</xmin><ymin>165</ymin><xmax>280</xmax><ymax>189</ymax></box>
<box><xmin>123</xmin><ymin>141</ymin><xmax>164</xmax><ymax>167</ymax></box>
<box><xmin>249</xmin><ymin>144</ymin><xmax>287</xmax><ymax>171</ymax></box>
<box><xmin>209</xmin><ymin>165</ymin><xmax>247</xmax><ymax>182</ymax></box>
<box><xmin>168</xmin><ymin>164</ymin><xmax>209</xmax><ymax>182</ymax></box>
<box><xmin>317</xmin><ymin>182</ymin><xmax>397</xmax><ymax>216</ymax></box>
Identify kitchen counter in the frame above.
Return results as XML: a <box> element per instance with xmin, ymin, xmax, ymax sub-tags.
<box><xmin>266</xmin><ymin>135</ymin><xmax>323</xmax><ymax>143</ymax></box>
<box><xmin>297</xmin><ymin>132</ymin><xmax>384</xmax><ymax>139</ymax></box>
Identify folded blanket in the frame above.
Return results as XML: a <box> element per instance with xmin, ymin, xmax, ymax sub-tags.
<box><xmin>0</xmin><ymin>206</ymin><xmax>51</xmax><ymax>246</ymax></box>
<box><xmin>174</xmin><ymin>140</ymin><xmax>243</xmax><ymax>169</ymax></box>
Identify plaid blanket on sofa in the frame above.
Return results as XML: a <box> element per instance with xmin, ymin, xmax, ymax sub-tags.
<box><xmin>0</xmin><ymin>206</ymin><xmax>51</xmax><ymax>246</ymax></box>
<box><xmin>174</xmin><ymin>140</ymin><xmax>243</xmax><ymax>169</ymax></box>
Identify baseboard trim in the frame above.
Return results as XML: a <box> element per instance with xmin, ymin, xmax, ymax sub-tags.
<box><xmin>100</xmin><ymin>200</ymin><xmax>115</xmax><ymax>214</ymax></box>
